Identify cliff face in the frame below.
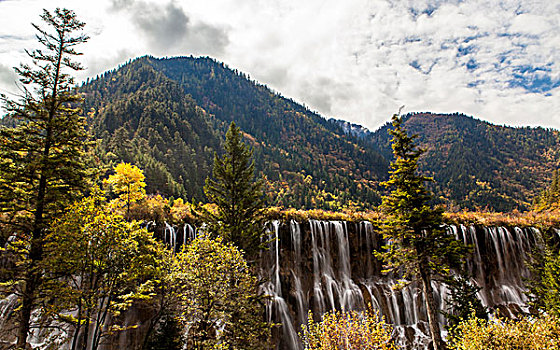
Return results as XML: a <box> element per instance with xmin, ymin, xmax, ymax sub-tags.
<box><xmin>261</xmin><ymin>220</ymin><xmax>540</xmax><ymax>349</ymax></box>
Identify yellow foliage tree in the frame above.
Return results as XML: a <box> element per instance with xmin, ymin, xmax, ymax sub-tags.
<box><xmin>300</xmin><ymin>309</ymin><xmax>396</xmax><ymax>350</ymax></box>
<box><xmin>104</xmin><ymin>163</ymin><xmax>146</xmax><ymax>216</ymax></box>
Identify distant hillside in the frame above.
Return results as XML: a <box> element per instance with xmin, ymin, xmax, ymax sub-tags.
<box><xmin>370</xmin><ymin>112</ymin><xmax>560</xmax><ymax>211</ymax></box>
<box><xmin>81</xmin><ymin>56</ymin><xmax>388</xmax><ymax>209</ymax></box>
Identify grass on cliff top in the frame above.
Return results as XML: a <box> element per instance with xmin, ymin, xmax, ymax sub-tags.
<box><xmin>265</xmin><ymin>207</ymin><xmax>560</xmax><ymax>230</ymax></box>
<box><xmin>128</xmin><ymin>196</ymin><xmax>560</xmax><ymax>230</ymax></box>
<box><xmin>443</xmin><ymin>209</ymin><xmax>560</xmax><ymax>230</ymax></box>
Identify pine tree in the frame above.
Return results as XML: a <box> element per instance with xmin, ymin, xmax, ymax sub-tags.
<box><xmin>526</xmin><ymin>234</ymin><xmax>560</xmax><ymax>317</ymax></box>
<box><xmin>200</xmin><ymin>121</ymin><xmax>266</xmax><ymax>259</ymax></box>
<box><xmin>443</xmin><ymin>273</ymin><xmax>488</xmax><ymax>332</ymax></box>
<box><xmin>378</xmin><ymin>114</ymin><xmax>464</xmax><ymax>350</ymax></box>
<box><xmin>0</xmin><ymin>8</ymin><xmax>90</xmax><ymax>348</ymax></box>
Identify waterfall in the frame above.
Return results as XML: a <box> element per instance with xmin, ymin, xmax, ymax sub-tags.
<box><xmin>162</xmin><ymin>223</ymin><xmax>197</xmax><ymax>251</ymax></box>
<box><xmin>0</xmin><ymin>220</ymin><xmax>542</xmax><ymax>349</ymax></box>
<box><xmin>264</xmin><ymin>221</ymin><xmax>539</xmax><ymax>349</ymax></box>
<box><xmin>164</xmin><ymin>222</ymin><xmax>176</xmax><ymax>251</ymax></box>
<box><xmin>290</xmin><ymin>220</ymin><xmax>307</xmax><ymax>326</ymax></box>
<box><xmin>263</xmin><ymin>221</ymin><xmax>300</xmax><ymax>350</ymax></box>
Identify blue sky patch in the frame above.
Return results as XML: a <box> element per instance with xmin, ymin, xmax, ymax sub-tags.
<box><xmin>466</xmin><ymin>58</ymin><xmax>478</xmax><ymax>71</ymax></box>
<box><xmin>457</xmin><ymin>44</ymin><xmax>476</xmax><ymax>57</ymax></box>
<box><xmin>509</xmin><ymin>65</ymin><xmax>559</xmax><ymax>93</ymax></box>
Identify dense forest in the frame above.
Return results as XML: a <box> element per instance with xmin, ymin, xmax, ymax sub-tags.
<box><xmin>369</xmin><ymin>112</ymin><xmax>560</xmax><ymax>211</ymax></box>
<box><xmin>78</xmin><ymin>56</ymin><xmax>560</xmax><ymax>212</ymax></box>
<box><xmin>81</xmin><ymin>56</ymin><xmax>387</xmax><ymax>210</ymax></box>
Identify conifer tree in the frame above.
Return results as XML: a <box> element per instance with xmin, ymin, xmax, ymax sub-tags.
<box><xmin>378</xmin><ymin>114</ymin><xmax>464</xmax><ymax>350</ymax></box>
<box><xmin>526</xmin><ymin>236</ymin><xmax>560</xmax><ymax>317</ymax></box>
<box><xmin>200</xmin><ymin>121</ymin><xmax>266</xmax><ymax>259</ymax></box>
<box><xmin>0</xmin><ymin>8</ymin><xmax>90</xmax><ymax>348</ymax></box>
<box><xmin>443</xmin><ymin>273</ymin><xmax>488</xmax><ymax>332</ymax></box>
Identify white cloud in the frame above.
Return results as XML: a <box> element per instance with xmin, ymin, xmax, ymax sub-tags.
<box><xmin>0</xmin><ymin>0</ymin><xmax>558</xmax><ymax>130</ymax></box>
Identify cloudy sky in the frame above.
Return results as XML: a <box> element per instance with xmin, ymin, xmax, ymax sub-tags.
<box><xmin>0</xmin><ymin>0</ymin><xmax>558</xmax><ymax>131</ymax></box>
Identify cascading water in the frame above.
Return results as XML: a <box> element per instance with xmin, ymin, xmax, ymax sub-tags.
<box><xmin>0</xmin><ymin>220</ymin><xmax>544</xmax><ymax>349</ymax></box>
<box><xmin>263</xmin><ymin>221</ymin><xmax>300</xmax><ymax>350</ymax></box>
<box><xmin>162</xmin><ymin>223</ymin><xmax>197</xmax><ymax>251</ymax></box>
<box><xmin>263</xmin><ymin>221</ymin><xmax>540</xmax><ymax>350</ymax></box>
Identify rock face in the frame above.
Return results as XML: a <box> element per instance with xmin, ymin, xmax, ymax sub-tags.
<box><xmin>0</xmin><ymin>220</ymin><xmax>545</xmax><ymax>349</ymax></box>
<box><xmin>261</xmin><ymin>220</ymin><xmax>539</xmax><ymax>349</ymax></box>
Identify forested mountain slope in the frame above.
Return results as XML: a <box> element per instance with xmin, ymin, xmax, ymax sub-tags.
<box><xmin>369</xmin><ymin>112</ymin><xmax>560</xmax><ymax>211</ymax></box>
<box><xmin>4</xmin><ymin>54</ymin><xmax>558</xmax><ymax>211</ymax></box>
<box><xmin>81</xmin><ymin>60</ymin><xmax>220</xmax><ymax>200</ymax></box>
<box><xmin>81</xmin><ymin>56</ymin><xmax>388</xmax><ymax>209</ymax></box>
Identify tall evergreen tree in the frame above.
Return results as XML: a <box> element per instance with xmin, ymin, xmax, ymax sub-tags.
<box><xmin>0</xmin><ymin>8</ymin><xmax>90</xmax><ymax>348</ymax></box>
<box><xmin>200</xmin><ymin>121</ymin><xmax>266</xmax><ymax>259</ymax></box>
<box><xmin>443</xmin><ymin>273</ymin><xmax>488</xmax><ymax>332</ymax></box>
<box><xmin>377</xmin><ymin>114</ymin><xmax>464</xmax><ymax>350</ymax></box>
<box><xmin>526</xmin><ymin>234</ymin><xmax>560</xmax><ymax>317</ymax></box>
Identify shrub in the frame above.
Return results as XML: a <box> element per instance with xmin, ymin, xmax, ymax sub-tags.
<box><xmin>448</xmin><ymin>314</ymin><xmax>560</xmax><ymax>350</ymax></box>
<box><xmin>300</xmin><ymin>308</ymin><xmax>396</xmax><ymax>350</ymax></box>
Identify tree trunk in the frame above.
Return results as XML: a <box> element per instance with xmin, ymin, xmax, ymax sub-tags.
<box><xmin>16</xmin><ymin>35</ymin><xmax>64</xmax><ymax>348</ymax></box>
<box><xmin>16</xmin><ymin>277</ymin><xmax>34</xmax><ymax>349</ymax></box>
<box><xmin>419</xmin><ymin>263</ymin><xmax>446</xmax><ymax>350</ymax></box>
<box><xmin>16</xmin><ymin>224</ymin><xmax>46</xmax><ymax>348</ymax></box>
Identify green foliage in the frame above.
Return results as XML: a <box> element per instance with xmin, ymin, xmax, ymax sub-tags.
<box><xmin>0</xmin><ymin>8</ymin><xmax>91</xmax><ymax>347</ymax></box>
<box><xmin>40</xmin><ymin>192</ymin><xmax>166</xmax><ymax>350</ymax></box>
<box><xmin>534</xmin><ymin>169</ymin><xmax>560</xmax><ymax>210</ymax></box>
<box><xmin>378</xmin><ymin>113</ymin><xmax>465</xmax><ymax>350</ymax></box>
<box><xmin>200</xmin><ymin>122</ymin><xmax>266</xmax><ymax>259</ymax></box>
<box><xmin>444</xmin><ymin>274</ymin><xmax>488</xmax><ymax>332</ymax></box>
<box><xmin>378</xmin><ymin>114</ymin><xmax>464</xmax><ymax>278</ymax></box>
<box><xmin>371</xmin><ymin>112</ymin><xmax>560</xmax><ymax>211</ymax></box>
<box><xmin>0</xmin><ymin>8</ymin><xmax>91</xmax><ymax>225</ymax></box>
<box><xmin>526</xmin><ymin>233</ymin><xmax>560</xmax><ymax>317</ymax></box>
<box><xmin>448</xmin><ymin>314</ymin><xmax>560</xmax><ymax>350</ymax></box>
<box><xmin>300</xmin><ymin>308</ymin><xmax>396</xmax><ymax>350</ymax></box>
<box><xmin>176</xmin><ymin>233</ymin><xmax>271</xmax><ymax>349</ymax></box>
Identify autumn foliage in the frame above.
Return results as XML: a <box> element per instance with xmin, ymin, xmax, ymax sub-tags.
<box><xmin>448</xmin><ymin>314</ymin><xmax>560</xmax><ymax>350</ymax></box>
<box><xmin>300</xmin><ymin>309</ymin><xmax>396</xmax><ymax>350</ymax></box>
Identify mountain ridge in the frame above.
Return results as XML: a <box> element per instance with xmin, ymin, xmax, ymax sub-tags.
<box><xmin>80</xmin><ymin>56</ymin><xmax>387</xmax><ymax>209</ymax></box>
<box><xmin>10</xmin><ymin>54</ymin><xmax>555</xmax><ymax>211</ymax></box>
<box><xmin>370</xmin><ymin>112</ymin><xmax>560</xmax><ymax>210</ymax></box>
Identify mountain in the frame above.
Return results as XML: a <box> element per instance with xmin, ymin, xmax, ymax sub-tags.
<box><xmin>81</xmin><ymin>60</ymin><xmax>221</xmax><ymax>200</ymax></box>
<box><xmin>328</xmin><ymin>118</ymin><xmax>372</xmax><ymax>140</ymax></box>
<box><xmin>8</xmin><ymin>54</ymin><xmax>554</xmax><ymax>211</ymax></box>
<box><xmin>369</xmin><ymin>112</ymin><xmax>560</xmax><ymax>211</ymax></box>
<box><xmin>81</xmin><ymin>56</ymin><xmax>388</xmax><ymax>209</ymax></box>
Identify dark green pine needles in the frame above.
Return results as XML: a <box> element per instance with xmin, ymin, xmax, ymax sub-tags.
<box><xmin>200</xmin><ymin>121</ymin><xmax>266</xmax><ymax>260</ymax></box>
